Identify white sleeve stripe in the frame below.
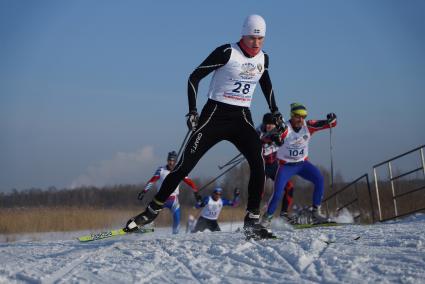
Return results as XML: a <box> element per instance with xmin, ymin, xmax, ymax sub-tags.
<box><xmin>242</xmin><ymin>109</ymin><xmax>256</xmax><ymax>131</ymax></box>
<box><xmin>269</xmin><ymin>89</ymin><xmax>273</xmax><ymax>107</ymax></box>
<box><xmin>223</xmin><ymin>47</ymin><xmax>231</xmax><ymax>53</ymax></box>
<box><xmin>189</xmin><ymin>80</ymin><xmax>197</xmax><ymax>100</ymax></box>
<box><xmin>197</xmin><ymin>64</ymin><xmax>224</xmax><ymax>69</ymax></box>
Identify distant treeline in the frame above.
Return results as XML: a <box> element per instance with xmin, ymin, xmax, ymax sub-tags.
<box><xmin>1</xmin><ymin>162</ymin><xmax>424</xmax><ymax>223</ymax></box>
<box><xmin>0</xmin><ymin>163</ymin><xmax>339</xmax><ymax>209</ymax></box>
<box><xmin>1</xmin><ymin>185</ymin><xmax>145</xmax><ymax>208</ymax></box>
<box><xmin>0</xmin><ymin>180</ymin><xmax>208</xmax><ymax>209</ymax></box>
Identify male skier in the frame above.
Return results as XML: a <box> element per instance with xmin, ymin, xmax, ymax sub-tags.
<box><xmin>261</xmin><ymin>103</ymin><xmax>337</xmax><ymax>227</ymax></box>
<box><xmin>192</xmin><ymin>187</ymin><xmax>240</xmax><ymax>233</ymax></box>
<box><xmin>125</xmin><ymin>15</ymin><xmax>285</xmax><ymax>239</ymax></box>
<box><xmin>137</xmin><ymin>151</ymin><xmax>198</xmax><ymax>234</ymax></box>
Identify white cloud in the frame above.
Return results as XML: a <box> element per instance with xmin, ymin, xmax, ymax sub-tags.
<box><xmin>70</xmin><ymin>146</ymin><xmax>159</xmax><ymax>188</ymax></box>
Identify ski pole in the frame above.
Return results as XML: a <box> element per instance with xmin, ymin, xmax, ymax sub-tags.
<box><xmin>198</xmin><ymin>159</ymin><xmax>244</xmax><ymax>193</ymax></box>
<box><xmin>329</xmin><ymin>124</ymin><xmax>334</xmax><ymax>190</ymax></box>
<box><xmin>177</xmin><ymin>129</ymin><xmax>192</xmax><ymax>160</ymax></box>
<box><xmin>230</xmin><ymin>208</ymin><xmax>234</xmax><ymax>232</ymax></box>
<box><xmin>229</xmin><ymin>187</ymin><xmax>239</xmax><ymax>233</ymax></box>
<box><xmin>219</xmin><ymin>157</ymin><xmax>245</xmax><ymax>170</ymax></box>
<box><xmin>218</xmin><ymin>153</ymin><xmax>243</xmax><ymax>170</ymax></box>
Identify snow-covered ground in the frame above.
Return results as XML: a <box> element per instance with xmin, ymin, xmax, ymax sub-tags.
<box><xmin>1</xmin><ymin>214</ymin><xmax>425</xmax><ymax>283</ymax></box>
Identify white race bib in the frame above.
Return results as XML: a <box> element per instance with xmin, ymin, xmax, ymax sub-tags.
<box><xmin>207</xmin><ymin>43</ymin><xmax>265</xmax><ymax>107</ymax></box>
<box><xmin>277</xmin><ymin>121</ymin><xmax>310</xmax><ymax>163</ymax></box>
<box><xmin>201</xmin><ymin>197</ymin><xmax>223</xmax><ymax>220</ymax></box>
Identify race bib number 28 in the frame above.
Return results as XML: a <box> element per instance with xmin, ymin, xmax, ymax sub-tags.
<box><xmin>232</xmin><ymin>82</ymin><xmax>251</xmax><ymax>94</ymax></box>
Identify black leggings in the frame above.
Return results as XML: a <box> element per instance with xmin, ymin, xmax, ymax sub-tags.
<box><xmin>155</xmin><ymin>99</ymin><xmax>265</xmax><ymax>212</ymax></box>
<box><xmin>192</xmin><ymin>216</ymin><xmax>221</xmax><ymax>233</ymax></box>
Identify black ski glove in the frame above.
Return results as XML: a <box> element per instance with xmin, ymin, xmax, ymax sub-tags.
<box><xmin>326</xmin><ymin>113</ymin><xmax>337</xmax><ymax>124</ymax></box>
<box><xmin>270</xmin><ymin>131</ymin><xmax>283</xmax><ymax>146</ymax></box>
<box><xmin>272</xmin><ymin>110</ymin><xmax>288</xmax><ymax>133</ymax></box>
<box><xmin>194</xmin><ymin>191</ymin><xmax>202</xmax><ymax>204</ymax></box>
<box><xmin>265</xmin><ymin>124</ymin><xmax>285</xmax><ymax>146</ymax></box>
<box><xmin>137</xmin><ymin>190</ymin><xmax>147</xmax><ymax>201</ymax></box>
<box><xmin>272</xmin><ymin>110</ymin><xmax>283</xmax><ymax>127</ymax></box>
<box><xmin>186</xmin><ymin>110</ymin><xmax>199</xmax><ymax>131</ymax></box>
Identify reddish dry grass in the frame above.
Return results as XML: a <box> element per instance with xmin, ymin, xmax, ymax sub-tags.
<box><xmin>0</xmin><ymin>207</ymin><xmax>247</xmax><ymax>234</ymax></box>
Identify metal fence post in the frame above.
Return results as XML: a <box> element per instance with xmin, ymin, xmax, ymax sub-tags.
<box><xmin>365</xmin><ymin>174</ymin><xmax>375</xmax><ymax>223</ymax></box>
<box><xmin>388</xmin><ymin>162</ymin><xmax>398</xmax><ymax>216</ymax></box>
<box><xmin>373</xmin><ymin>145</ymin><xmax>425</xmax><ymax>222</ymax></box>
<box><xmin>420</xmin><ymin>147</ymin><xmax>425</xmax><ymax>178</ymax></box>
<box><xmin>335</xmin><ymin>195</ymin><xmax>339</xmax><ymax>211</ymax></box>
<box><xmin>354</xmin><ymin>182</ymin><xmax>360</xmax><ymax>221</ymax></box>
<box><xmin>373</xmin><ymin>167</ymin><xmax>383</xmax><ymax>221</ymax></box>
<box><xmin>325</xmin><ymin>201</ymin><xmax>330</xmax><ymax>217</ymax></box>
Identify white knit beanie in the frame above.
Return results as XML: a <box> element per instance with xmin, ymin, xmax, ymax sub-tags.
<box><xmin>241</xmin><ymin>14</ymin><xmax>266</xmax><ymax>37</ymax></box>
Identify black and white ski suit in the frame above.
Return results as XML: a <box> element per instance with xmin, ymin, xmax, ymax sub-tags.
<box><xmin>154</xmin><ymin>42</ymin><xmax>280</xmax><ymax>213</ymax></box>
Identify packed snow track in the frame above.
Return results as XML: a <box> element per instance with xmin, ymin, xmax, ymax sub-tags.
<box><xmin>1</xmin><ymin>215</ymin><xmax>425</xmax><ymax>283</ymax></box>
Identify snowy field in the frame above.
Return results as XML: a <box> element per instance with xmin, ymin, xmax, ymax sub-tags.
<box><xmin>1</xmin><ymin>215</ymin><xmax>425</xmax><ymax>284</ymax></box>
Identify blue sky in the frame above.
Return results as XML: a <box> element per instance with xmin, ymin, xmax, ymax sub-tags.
<box><xmin>1</xmin><ymin>0</ymin><xmax>424</xmax><ymax>191</ymax></box>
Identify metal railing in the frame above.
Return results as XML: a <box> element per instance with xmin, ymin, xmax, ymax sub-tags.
<box><xmin>199</xmin><ymin>145</ymin><xmax>425</xmax><ymax>223</ymax></box>
<box><xmin>323</xmin><ymin>173</ymin><xmax>375</xmax><ymax>223</ymax></box>
<box><xmin>373</xmin><ymin>145</ymin><xmax>425</xmax><ymax>221</ymax></box>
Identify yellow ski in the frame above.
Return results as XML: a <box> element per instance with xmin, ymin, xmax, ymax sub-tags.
<box><xmin>78</xmin><ymin>228</ymin><xmax>154</xmax><ymax>242</ymax></box>
<box><xmin>293</xmin><ymin>222</ymin><xmax>342</xmax><ymax>229</ymax></box>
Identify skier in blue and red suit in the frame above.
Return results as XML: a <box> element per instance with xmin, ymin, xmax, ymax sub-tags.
<box><xmin>257</xmin><ymin>113</ymin><xmax>295</xmax><ymax>221</ymax></box>
<box><xmin>261</xmin><ymin>103</ymin><xmax>337</xmax><ymax>227</ymax></box>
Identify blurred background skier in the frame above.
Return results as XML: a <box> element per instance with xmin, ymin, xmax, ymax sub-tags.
<box><xmin>186</xmin><ymin>215</ymin><xmax>196</xmax><ymax>233</ymax></box>
<box><xmin>137</xmin><ymin>151</ymin><xmax>198</xmax><ymax>234</ymax></box>
<box><xmin>261</xmin><ymin>103</ymin><xmax>337</xmax><ymax>228</ymax></box>
<box><xmin>192</xmin><ymin>187</ymin><xmax>240</xmax><ymax>233</ymax></box>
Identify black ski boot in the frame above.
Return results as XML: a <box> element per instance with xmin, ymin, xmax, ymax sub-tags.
<box><xmin>280</xmin><ymin>211</ymin><xmax>297</xmax><ymax>225</ymax></box>
<box><xmin>124</xmin><ymin>200</ymin><xmax>163</xmax><ymax>232</ymax></box>
<box><xmin>243</xmin><ymin>210</ymin><xmax>276</xmax><ymax>240</ymax></box>
<box><xmin>311</xmin><ymin>206</ymin><xmax>331</xmax><ymax>224</ymax></box>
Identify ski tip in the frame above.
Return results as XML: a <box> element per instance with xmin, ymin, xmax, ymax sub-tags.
<box><xmin>77</xmin><ymin>236</ymin><xmax>93</xmax><ymax>242</ymax></box>
<box><xmin>76</xmin><ymin>227</ymin><xmax>154</xmax><ymax>242</ymax></box>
